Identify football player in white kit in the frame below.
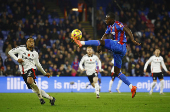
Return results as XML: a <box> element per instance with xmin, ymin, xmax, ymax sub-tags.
<box><xmin>144</xmin><ymin>48</ymin><xmax>170</xmax><ymax>95</ymax></box>
<box><xmin>8</xmin><ymin>37</ymin><xmax>55</xmax><ymax>105</ymax></box>
<box><xmin>79</xmin><ymin>46</ymin><xmax>102</xmax><ymax>98</ymax></box>
<box><xmin>109</xmin><ymin>58</ymin><xmax>123</xmax><ymax>93</ymax></box>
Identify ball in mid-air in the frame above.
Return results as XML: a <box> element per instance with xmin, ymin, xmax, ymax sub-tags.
<box><xmin>71</xmin><ymin>29</ymin><xmax>82</xmax><ymax>40</ymax></box>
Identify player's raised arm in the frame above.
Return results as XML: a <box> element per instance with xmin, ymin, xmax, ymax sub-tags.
<box><xmin>123</xmin><ymin>27</ymin><xmax>141</xmax><ymax>46</ymax></box>
<box><xmin>79</xmin><ymin>56</ymin><xmax>85</xmax><ymax>71</ymax></box>
<box><xmin>144</xmin><ymin>56</ymin><xmax>153</xmax><ymax>73</ymax></box>
<box><xmin>8</xmin><ymin>47</ymin><xmax>23</xmax><ymax>63</ymax></box>
<box><xmin>160</xmin><ymin>57</ymin><xmax>170</xmax><ymax>74</ymax></box>
<box><xmin>34</xmin><ymin>53</ymin><xmax>50</xmax><ymax>77</ymax></box>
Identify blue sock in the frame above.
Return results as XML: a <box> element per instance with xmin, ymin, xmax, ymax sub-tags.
<box><xmin>118</xmin><ymin>72</ymin><xmax>131</xmax><ymax>86</ymax></box>
<box><xmin>85</xmin><ymin>40</ymin><xmax>100</xmax><ymax>46</ymax></box>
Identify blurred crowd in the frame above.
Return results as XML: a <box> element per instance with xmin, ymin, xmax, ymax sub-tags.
<box><xmin>0</xmin><ymin>0</ymin><xmax>170</xmax><ymax>77</ymax></box>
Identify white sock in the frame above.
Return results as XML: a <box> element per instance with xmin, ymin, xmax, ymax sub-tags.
<box><xmin>109</xmin><ymin>80</ymin><xmax>113</xmax><ymax>91</ymax></box>
<box><xmin>95</xmin><ymin>83</ymin><xmax>100</xmax><ymax>95</ymax></box>
<box><xmin>30</xmin><ymin>83</ymin><xmax>42</xmax><ymax>99</ymax></box>
<box><xmin>150</xmin><ymin>82</ymin><xmax>157</xmax><ymax>91</ymax></box>
<box><xmin>40</xmin><ymin>89</ymin><xmax>53</xmax><ymax>100</ymax></box>
<box><xmin>117</xmin><ymin>80</ymin><xmax>122</xmax><ymax>90</ymax></box>
<box><xmin>160</xmin><ymin>80</ymin><xmax>164</xmax><ymax>93</ymax></box>
<box><xmin>80</xmin><ymin>41</ymin><xmax>85</xmax><ymax>45</ymax></box>
<box><xmin>129</xmin><ymin>84</ymin><xmax>132</xmax><ymax>89</ymax></box>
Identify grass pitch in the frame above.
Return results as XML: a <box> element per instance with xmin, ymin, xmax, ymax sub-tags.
<box><xmin>0</xmin><ymin>92</ymin><xmax>170</xmax><ymax>112</ymax></box>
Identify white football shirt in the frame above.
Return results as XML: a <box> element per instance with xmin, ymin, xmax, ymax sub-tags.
<box><xmin>144</xmin><ymin>55</ymin><xmax>168</xmax><ymax>73</ymax></box>
<box><xmin>79</xmin><ymin>54</ymin><xmax>101</xmax><ymax>75</ymax></box>
<box><xmin>8</xmin><ymin>45</ymin><xmax>46</xmax><ymax>75</ymax></box>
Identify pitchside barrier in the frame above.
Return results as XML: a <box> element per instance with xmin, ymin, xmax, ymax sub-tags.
<box><xmin>0</xmin><ymin>76</ymin><xmax>170</xmax><ymax>93</ymax></box>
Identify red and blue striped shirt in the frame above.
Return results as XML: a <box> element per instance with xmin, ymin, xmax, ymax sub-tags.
<box><xmin>105</xmin><ymin>21</ymin><xmax>127</xmax><ymax>44</ymax></box>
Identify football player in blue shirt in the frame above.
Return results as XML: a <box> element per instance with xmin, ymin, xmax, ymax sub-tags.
<box><xmin>71</xmin><ymin>12</ymin><xmax>140</xmax><ymax>98</ymax></box>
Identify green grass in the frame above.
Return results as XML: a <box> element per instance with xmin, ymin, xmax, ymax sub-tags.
<box><xmin>0</xmin><ymin>92</ymin><xmax>170</xmax><ymax>112</ymax></box>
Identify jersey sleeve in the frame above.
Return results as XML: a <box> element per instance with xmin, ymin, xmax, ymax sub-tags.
<box><xmin>105</xmin><ymin>26</ymin><xmax>111</xmax><ymax>34</ymax></box>
<box><xmin>8</xmin><ymin>46</ymin><xmax>22</xmax><ymax>61</ymax></box>
<box><xmin>161</xmin><ymin>57</ymin><xmax>168</xmax><ymax>72</ymax></box>
<box><xmin>144</xmin><ymin>56</ymin><xmax>153</xmax><ymax>70</ymax></box>
<box><xmin>115</xmin><ymin>22</ymin><xmax>124</xmax><ymax>31</ymax></box>
<box><xmin>79</xmin><ymin>56</ymin><xmax>85</xmax><ymax>70</ymax></box>
<box><xmin>34</xmin><ymin>52</ymin><xmax>46</xmax><ymax>75</ymax></box>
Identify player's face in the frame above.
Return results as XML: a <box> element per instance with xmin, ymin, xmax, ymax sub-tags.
<box><xmin>155</xmin><ymin>49</ymin><xmax>160</xmax><ymax>56</ymax></box>
<box><xmin>105</xmin><ymin>15</ymin><xmax>113</xmax><ymax>25</ymax></box>
<box><xmin>26</xmin><ymin>38</ymin><xmax>35</xmax><ymax>49</ymax></box>
<box><xmin>87</xmin><ymin>48</ymin><xmax>93</xmax><ymax>55</ymax></box>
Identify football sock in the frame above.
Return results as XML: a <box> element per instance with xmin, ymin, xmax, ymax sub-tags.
<box><xmin>160</xmin><ymin>80</ymin><xmax>164</xmax><ymax>93</ymax></box>
<box><xmin>109</xmin><ymin>80</ymin><xmax>113</xmax><ymax>91</ymax></box>
<box><xmin>95</xmin><ymin>83</ymin><xmax>100</xmax><ymax>95</ymax></box>
<box><xmin>81</xmin><ymin>40</ymin><xmax>100</xmax><ymax>46</ymax></box>
<box><xmin>118</xmin><ymin>72</ymin><xmax>131</xmax><ymax>89</ymax></box>
<box><xmin>30</xmin><ymin>83</ymin><xmax>42</xmax><ymax>99</ymax></box>
<box><xmin>150</xmin><ymin>81</ymin><xmax>157</xmax><ymax>92</ymax></box>
<box><xmin>40</xmin><ymin>89</ymin><xmax>53</xmax><ymax>100</ymax></box>
<box><xmin>117</xmin><ymin>80</ymin><xmax>123</xmax><ymax>90</ymax></box>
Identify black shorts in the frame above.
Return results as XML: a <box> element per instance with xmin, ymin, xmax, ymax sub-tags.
<box><xmin>111</xmin><ymin>73</ymin><xmax>117</xmax><ymax>79</ymax></box>
<box><xmin>87</xmin><ymin>72</ymin><xmax>98</xmax><ymax>84</ymax></box>
<box><xmin>152</xmin><ymin>72</ymin><xmax>164</xmax><ymax>80</ymax></box>
<box><xmin>22</xmin><ymin>69</ymin><xmax>36</xmax><ymax>89</ymax></box>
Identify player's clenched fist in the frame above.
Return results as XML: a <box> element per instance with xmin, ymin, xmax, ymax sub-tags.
<box><xmin>45</xmin><ymin>73</ymin><xmax>51</xmax><ymax>78</ymax></box>
<box><xmin>17</xmin><ymin>59</ymin><xmax>24</xmax><ymax>63</ymax></box>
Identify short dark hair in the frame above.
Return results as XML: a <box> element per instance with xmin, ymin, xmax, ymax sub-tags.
<box><xmin>107</xmin><ymin>12</ymin><xmax>115</xmax><ymax>19</ymax></box>
<box><xmin>26</xmin><ymin>37</ymin><xmax>35</xmax><ymax>42</ymax></box>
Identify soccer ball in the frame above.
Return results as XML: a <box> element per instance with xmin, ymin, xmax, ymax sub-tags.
<box><xmin>71</xmin><ymin>29</ymin><xmax>82</xmax><ymax>40</ymax></box>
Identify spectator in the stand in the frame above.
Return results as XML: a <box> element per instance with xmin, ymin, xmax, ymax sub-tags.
<box><xmin>0</xmin><ymin>62</ymin><xmax>4</xmax><ymax>75</ymax></box>
<box><xmin>71</xmin><ymin>57</ymin><xmax>79</xmax><ymax>71</ymax></box>
<box><xmin>40</xmin><ymin>44</ymin><xmax>48</xmax><ymax>54</ymax></box>
<box><xmin>35</xmin><ymin>34</ymin><xmax>41</xmax><ymax>46</ymax></box>
<box><xmin>5</xmin><ymin>44</ymin><xmax>12</xmax><ymax>56</ymax></box>
<box><xmin>135</xmin><ymin>64</ymin><xmax>140</xmax><ymax>76</ymax></box>
<box><xmin>148</xmin><ymin>9</ymin><xmax>157</xmax><ymax>20</ymax></box>
<box><xmin>51</xmin><ymin>28</ymin><xmax>58</xmax><ymax>40</ymax></box>
<box><xmin>20</xmin><ymin>35</ymin><xmax>26</xmax><ymax>45</ymax></box>
<box><xmin>5</xmin><ymin>65</ymin><xmax>13</xmax><ymax>76</ymax></box>
<box><xmin>13</xmin><ymin>64</ymin><xmax>21</xmax><ymax>76</ymax></box>
<box><xmin>71</xmin><ymin>68</ymin><xmax>77</xmax><ymax>76</ymax></box>
<box><xmin>16</xmin><ymin>27</ymin><xmax>24</xmax><ymax>39</ymax></box>
<box><xmin>4</xmin><ymin>56</ymin><xmax>15</xmax><ymax>69</ymax></box>
<box><xmin>78</xmin><ymin>1</ymin><xmax>83</xmax><ymax>22</ymax></box>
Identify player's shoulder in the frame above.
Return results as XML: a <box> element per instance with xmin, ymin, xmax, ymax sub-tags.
<box><xmin>93</xmin><ymin>54</ymin><xmax>98</xmax><ymax>58</ymax></box>
<box><xmin>82</xmin><ymin>54</ymin><xmax>88</xmax><ymax>58</ymax></box>
<box><xmin>115</xmin><ymin>21</ymin><xmax>123</xmax><ymax>25</ymax></box>
<box><xmin>159</xmin><ymin>56</ymin><xmax>163</xmax><ymax>60</ymax></box>
<box><xmin>14</xmin><ymin>45</ymin><xmax>26</xmax><ymax>50</ymax></box>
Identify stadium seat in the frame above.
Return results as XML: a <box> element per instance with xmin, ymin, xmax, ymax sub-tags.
<box><xmin>32</xmin><ymin>35</ymin><xmax>37</xmax><ymax>40</ymax></box>
<box><xmin>54</xmin><ymin>18</ymin><xmax>60</xmax><ymax>23</ymax></box>
<box><xmin>48</xmin><ymin>14</ymin><xmax>51</xmax><ymax>19</ymax></box>
<box><xmin>0</xmin><ymin>40</ymin><xmax>4</xmax><ymax>47</ymax></box>
<box><xmin>22</xmin><ymin>18</ymin><xmax>26</xmax><ymax>23</ymax></box>
<box><xmin>48</xmin><ymin>18</ymin><xmax>53</xmax><ymax>25</ymax></box>
<box><xmin>24</xmin><ymin>35</ymin><xmax>29</xmax><ymax>39</ymax></box>
<box><xmin>37</xmin><ymin>10</ymin><xmax>41</xmax><ymax>14</ymax></box>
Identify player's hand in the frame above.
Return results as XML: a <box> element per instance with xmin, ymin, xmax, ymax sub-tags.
<box><xmin>99</xmin><ymin>69</ymin><xmax>103</xmax><ymax>72</ymax></box>
<box><xmin>17</xmin><ymin>59</ymin><xmax>24</xmax><ymax>63</ymax></box>
<box><xmin>144</xmin><ymin>70</ymin><xmax>146</xmax><ymax>73</ymax></box>
<box><xmin>166</xmin><ymin>71</ymin><xmax>170</xmax><ymax>75</ymax></box>
<box><xmin>44</xmin><ymin>73</ymin><xmax>51</xmax><ymax>78</ymax></box>
<box><xmin>132</xmin><ymin>40</ymin><xmax>141</xmax><ymax>46</ymax></box>
<box><xmin>97</xmin><ymin>46</ymin><xmax>102</xmax><ymax>53</ymax></box>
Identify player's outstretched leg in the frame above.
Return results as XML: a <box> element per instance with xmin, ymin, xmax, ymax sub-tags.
<box><xmin>117</xmin><ymin>72</ymin><xmax>137</xmax><ymax>98</ymax></box>
<box><xmin>109</xmin><ymin>73</ymin><xmax>114</xmax><ymax>93</ymax></box>
<box><xmin>116</xmin><ymin>80</ymin><xmax>122</xmax><ymax>93</ymax></box>
<box><xmin>27</xmin><ymin>77</ymin><xmax>45</xmax><ymax>104</ymax></box>
<box><xmin>160</xmin><ymin>79</ymin><xmax>164</xmax><ymax>95</ymax></box>
<box><xmin>40</xmin><ymin>89</ymin><xmax>56</xmax><ymax>105</ymax></box>
<box><xmin>71</xmin><ymin>37</ymin><xmax>100</xmax><ymax>47</ymax></box>
<box><xmin>149</xmin><ymin>81</ymin><xmax>157</xmax><ymax>95</ymax></box>
<box><xmin>93</xmin><ymin>77</ymin><xmax>100</xmax><ymax>98</ymax></box>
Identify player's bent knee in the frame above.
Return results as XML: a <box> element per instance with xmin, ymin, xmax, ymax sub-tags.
<box><xmin>93</xmin><ymin>77</ymin><xmax>98</xmax><ymax>83</ymax></box>
<box><xmin>27</xmin><ymin>77</ymin><xmax>34</xmax><ymax>85</ymax></box>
